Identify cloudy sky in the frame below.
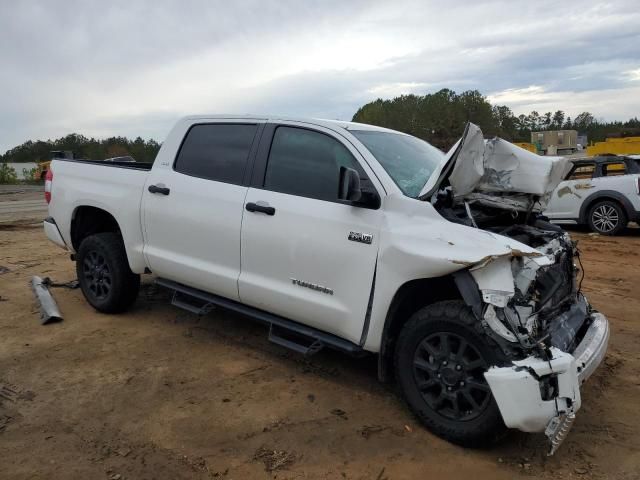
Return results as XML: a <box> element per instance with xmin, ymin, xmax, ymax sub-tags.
<box><xmin>2</xmin><ymin>0</ymin><xmax>639</xmax><ymax>152</ymax></box>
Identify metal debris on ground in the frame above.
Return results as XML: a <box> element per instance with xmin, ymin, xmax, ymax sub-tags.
<box><xmin>41</xmin><ymin>277</ymin><xmax>79</xmax><ymax>289</ymax></box>
<box><xmin>30</xmin><ymin>276</ymin><xmax>64</xmax><ymax>324</ymax></box>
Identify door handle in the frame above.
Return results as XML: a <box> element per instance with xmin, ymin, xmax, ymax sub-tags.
<box><xmin>148</xmin><ymin>184</ymin><xmax>170</xmax><ymax>195</ymax></box>
<box><xmin>246</xmin><ymin>202</ymin><xmax>275</xmax><ymax>216</ymax></box>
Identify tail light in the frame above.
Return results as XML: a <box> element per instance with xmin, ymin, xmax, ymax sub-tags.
<box><xmin>44</xmin><ymin>168</ymin><xmax>53</xmax><ymax>204</ymax></box>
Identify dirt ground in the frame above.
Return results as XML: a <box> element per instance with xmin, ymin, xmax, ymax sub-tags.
<box><xmin>1</xmin><ymin>190</ymin><xmax>639</xmax><ymax>480</ymax></box>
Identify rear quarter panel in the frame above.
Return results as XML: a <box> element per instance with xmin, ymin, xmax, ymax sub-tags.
<box><xmin>48</xmin><ymin>160</ymin><xmax>149</xmax><ymax>273</ymax></box>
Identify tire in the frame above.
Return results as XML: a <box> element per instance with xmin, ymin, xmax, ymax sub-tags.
<box><xmin>394</xmin><ymin>300</ymin><xmax>508</xmax><ymax>447</ymax></box>
<box><xmin>587</xmin><ymin>200</ymin><xmax>626</xmax><ymax>235</ymax></box>
<box><xmin>76</xmin><ymin>232</ymin><xmax>140</xmax><ymax>313</ymax></box>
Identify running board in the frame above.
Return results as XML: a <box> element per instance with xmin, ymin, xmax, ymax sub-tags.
<box><xmin>171</xmin><ymin>290</ymin><xmax>215</xmax><ymax>316</ymax></box>
<box><xmin>268</xmin><ymin>325</ymin><xmax>324</xmax><ymax>356</ymax></box>
<box><xmin>156</xmin><ymin>278</ymin><xmax>364</xmax><ymax>357</ymax></box>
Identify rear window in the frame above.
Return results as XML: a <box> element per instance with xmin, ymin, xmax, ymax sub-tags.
<box><xmin>602</xmin><ymin>162</ymin><xmax>626</xmax><ymax>176</ymax></box>
<box><xmin>568</xmin><ymin>164</ymin><xmax>595</xmax><ymax>180</ymax></box>
<box><xmin>174</xmin><ymin>123</ymin><xmax>257</xmax><ymax>184</ymax></box>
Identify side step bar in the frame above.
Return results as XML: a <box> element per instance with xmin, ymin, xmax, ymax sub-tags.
<box><xmin>156</xmin><ymin>278</ymin><xmax>364</xmax><ymax>357</ymax></box>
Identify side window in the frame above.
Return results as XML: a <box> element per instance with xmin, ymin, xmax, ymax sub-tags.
<box><xmin>602</xmin><ymin>162</ymin><xmax>626</xmax><ymax>177</ymax></box>
<box><xmin>264</xmin><ymin>126</ymin><xmax>366</xmax><ymax>202</ymax></box>
<box><xmin>175</xmin><ymin>124</ymin><xmax>257</xmax><ymax>184</ymax></box>
<box><xmin>568</xmin><ymin>164</ymin><xmax>595</xmax><ymax>180</ymax></box>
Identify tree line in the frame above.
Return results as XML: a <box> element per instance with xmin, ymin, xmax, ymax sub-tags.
<box><xmin>3</xmin><ymin>89</ymin><xmax>639</xmax><ymax>163</ymax></box>
<box><xmin>1</xmin><ymin>133</ymin><xmax>161</xmax><ymax>164</ymax></box>
<box><xmin>352</xmin><ymin>88</ymin><xmax>640</xmax><ymax>150</ymax></box>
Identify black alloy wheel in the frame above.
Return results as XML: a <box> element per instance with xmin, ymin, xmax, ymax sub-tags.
<box><xmin>413</xmin><ymin>331</ymin><xmax>491</xmax><ymax>421</ymax></box>
<box><xmin>76</xmin><ymin>232</ymin><xmax>140</xmax><ymax>313</ymax></box>
<box><xmin>82</xmin><ymin>250</ymin><xmax>113</xmax><ymax>300</ymax></box>
<box><xmin>394</xmin><ymin>301</ymin><xmax>508</xmax><ymax>446</ymax></box>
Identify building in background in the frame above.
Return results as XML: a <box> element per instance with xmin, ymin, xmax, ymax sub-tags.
<box><xmin>531</xmin><ymin>130</ymin><xmax>578</xmax><ymax>155</ymax></box>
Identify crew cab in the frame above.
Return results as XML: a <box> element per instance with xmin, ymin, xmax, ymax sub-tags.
<box><xmin>545</xmin><ymin>155</ymin><xmax>640</xmax><ymax>234</ymax></box>
<box><xmin>43</xmin><ymin>116</ymin><xmax>609</xmax><ymax>454</ymax></box>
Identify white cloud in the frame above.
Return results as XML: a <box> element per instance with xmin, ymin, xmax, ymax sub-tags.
<box><xmin>488</xmin><ymin>84</ymin><xmax>640</xmax><ymax>120</ymax></box>
<box><xmin>367</xmin><ymin>82</ymin><xmax>431</xmax><ymax>97</ymax></box>
<box><xmin>625</xmin><ymin>68</ymin><xmax>640</xmax><ymax>82</ymax></box>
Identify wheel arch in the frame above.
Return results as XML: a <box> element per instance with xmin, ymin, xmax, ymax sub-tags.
<box><xmin>70</xmin><ymin>205</ymin><xmax>123</xmax><ymax>251</ymax></box>
<box><xmin>377</xmin><ymin>271</ymin><xmax>479</xmax><ymax>382</ymax></box>
<box><xmin>578</xmin><ymin>190</ymin><xmax>633</xmax><ymax>224</ymax></box>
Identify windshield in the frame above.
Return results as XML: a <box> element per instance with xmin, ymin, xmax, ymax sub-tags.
<box><xmin>351</xmin><ymin>130</ymin><xmax>444</xmax><ymax>197</ymax></box>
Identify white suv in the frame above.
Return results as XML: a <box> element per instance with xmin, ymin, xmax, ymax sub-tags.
<box><xmin>545</xmin><ymin>155</ymin><xmax>640</xmax><ymax>235</ymax></box>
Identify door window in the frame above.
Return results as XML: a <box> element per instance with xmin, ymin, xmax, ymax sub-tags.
<box><xmin>174</xmin><ymin>123</ymin><xmax>257</xmax><ymax>184</ymax></box>
<box><xmin>264</xmin><ymin>126</ymin><xmax>366</xmax><ymax>202</ymax></box>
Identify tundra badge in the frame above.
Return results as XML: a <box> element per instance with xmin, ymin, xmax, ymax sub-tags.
<box><xmin>290</xmin><ymin>278</ymin><xmax>334</xmax><ymax>295</ymax></box>
<box><xmin>348</xmin><ymin>231</ymin><xmax>373</xmax><ymax>244</ymax></box>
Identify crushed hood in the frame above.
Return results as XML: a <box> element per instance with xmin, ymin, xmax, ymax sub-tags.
<box><xmin>419</xmin><ymin>123</ymin><xmax>571</xmax><ymax>212</ymax></box>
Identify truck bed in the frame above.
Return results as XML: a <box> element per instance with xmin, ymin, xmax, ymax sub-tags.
<box><xmin>47</xmin><ymin>158</ymin><xmax>152</xmax><ymax>273</ymax></box>
<box><xmin>54</xmin><ymin>158</ymin><xmax>154</xmax><ymax>170</ymax></box>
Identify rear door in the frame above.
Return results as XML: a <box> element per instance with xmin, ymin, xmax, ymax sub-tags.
<box><xmin>593</xmin><ymin>160</ymin><xmax>640</xmax><ymax>211</ymax></box>
<box><xmin>238</xmin><ymin>123</ymin><xmax>383</xmax><ymax>344</ymax></box>
<box><xmin>546</xmin><ymin>162</ymin><xmax>596</xmax><ymax>220</ymax></box>
<box><xmin>142</xmin><ymin>121</ymin><xmax>262</xmax><ymax>300</ymax></box>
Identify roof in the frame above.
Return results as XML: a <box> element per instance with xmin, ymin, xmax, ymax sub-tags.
<box><xmin>179</xmin><ymin>114</ymin><xmax>403</xmax><ymax>134</ymax></box>
<box><xmin>571</xmin><ymin>155</ymin><xmax>639</xmax><ymax>165</ymax></box>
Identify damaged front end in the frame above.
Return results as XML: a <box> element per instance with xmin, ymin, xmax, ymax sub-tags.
<box><xmin>466</xmin><ymin>227</ymin><xmax>608</xmax><ymax>455</ymax></box>
<box><xmin>429</xmin><ymin>123</ymin><xmax>610</xmax><ymax>454</ymax></box>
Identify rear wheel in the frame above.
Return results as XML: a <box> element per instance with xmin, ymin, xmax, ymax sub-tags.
<box><xmin>588</xmin><ymin>200</ymin><xmax>626</xmax><ymax>235</ymax></box>
<box><xmin>76</xmin><ymin>233</ymin><xmax>140</xmax><ymax>313</ymax></box>
<box><xmin>394</xmin><ymin>300</ymin><xmax>508</xmax><ymax>446</ymax></box>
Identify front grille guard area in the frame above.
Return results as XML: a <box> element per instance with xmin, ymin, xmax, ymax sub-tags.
<box><xmin>535</xmin><ymin>250</ymin><xmax>574</xmax><ymax>314</ymax></box>
<box><xmin>531</xmin><ymin>243</ymin><xmax>588</xmax><ymax>350</ymax></box>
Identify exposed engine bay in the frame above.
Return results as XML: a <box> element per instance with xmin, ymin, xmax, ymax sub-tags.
<box><xmin>442</xmin><ymin>202</ymin><xmax>591</xmax><ymax>359</ymax></box>
<box><xmin>423</xmin><ymin>123</ymin><xmax>609</xmax><ymax>455</ymax></box>
<box><xmin>426</xmin><ymin>122</ymin><xmax>590</xmax><ymax>358</ymax></box>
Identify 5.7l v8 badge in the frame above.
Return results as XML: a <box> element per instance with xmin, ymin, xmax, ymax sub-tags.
<box><xmin>348</xmin><ymin>231</ymin><xmax>373</xmax><ymax>244</ymax></box>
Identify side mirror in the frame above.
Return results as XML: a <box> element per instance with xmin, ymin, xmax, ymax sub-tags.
<box><xmin>338</xmin><ymin>166</ymin><xmax>381</xmax><ymax>209</ymax></box>
<box><xmin>338</xmin><ymin>166</ymin><xmax>362</xmax><ymax>202</ymax></box>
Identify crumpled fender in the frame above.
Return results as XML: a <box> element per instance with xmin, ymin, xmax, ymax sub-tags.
<box><xmin>363</xmin><ymin>193</ymin><xmax>544</xmax><ymax>352</ymax></box>
<box><xmin>380</xmin><ymin>194</ymin><xmax>542</xmax><ymax>271</ymax></box>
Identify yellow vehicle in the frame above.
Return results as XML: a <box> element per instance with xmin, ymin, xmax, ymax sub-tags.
<box><xmin>586</xmin><ymin>137</ymin><xmax>640</xmax><ymax>156</ymax></box>
<box><xmin>36</xmin><ymin>151</ymin><xmax>74</xmax><ymax>180</ymax></box>
<box><xmin>35</xmin><ymin>160</ymin><xmax>51</xmax><ymax>181</ymax></box>
<box><xmin>513</xmin><ymin>142</ymin><xmax>538</xmax><ymax>153</ymax></box>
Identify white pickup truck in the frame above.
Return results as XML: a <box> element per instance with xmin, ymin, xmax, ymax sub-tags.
<box><xmin>44</xmin><ymin>116</ymin><xmax>609</xmax><ymax>454</ymax></box>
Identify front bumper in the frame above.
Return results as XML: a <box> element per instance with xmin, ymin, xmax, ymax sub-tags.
<box><xmin>484</xmin><ymin>311</ymin><xmax>609</xmax><ymax>454</ymax></box>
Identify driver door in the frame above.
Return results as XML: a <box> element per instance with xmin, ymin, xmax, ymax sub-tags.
<box><xmin>238</xmin><ymin>123</ymin><xmax>383</xmax><ymax>344</ymax></box>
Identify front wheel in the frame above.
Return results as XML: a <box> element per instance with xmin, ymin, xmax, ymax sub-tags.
<box><xmin>76</xmin><ymin>232</ymin><xmax>140</xmax><ymax>313</ymax></box>
<box><xmin>394</xmin><ymin>300</ymin><xmax>508</xmax><ymax>446</ymax></box>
